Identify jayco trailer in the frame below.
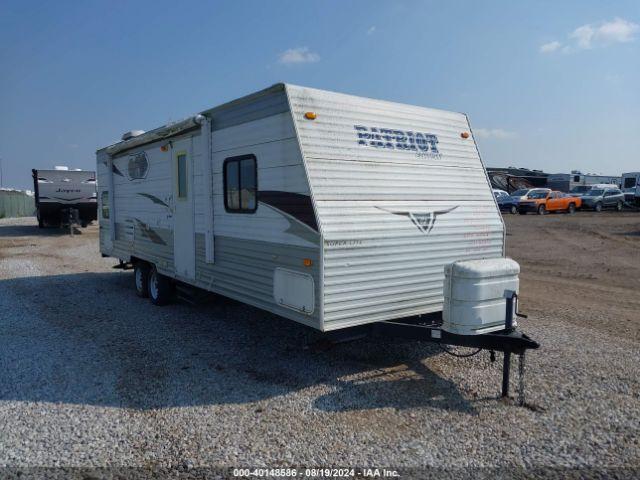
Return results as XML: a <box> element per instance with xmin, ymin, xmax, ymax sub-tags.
<box><xmin>32</xmin><ymin>167</ymin><xmax>97</xmax><ymax>227</ymax></box>
<box><xmin>98</xmin><ymin>84</ymin><xmax>539</xmax><ymax>401</ymax></box>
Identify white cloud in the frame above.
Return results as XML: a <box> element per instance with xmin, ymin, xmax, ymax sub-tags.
<box><xmin>540</xmin><ymin>17</ymin><xmax>639</xmax><ymax>53</ymax></box>
<box><xmin>474</xmin><ymin>128</ymin><xmax>517</xmax><ymax>140</ymax></box>
<box><xmin>277</xmin><ymin>47</ymin><xmax>320</xmax><ymax>65</ymax></box>
<box><xmin>594</xmin><ymin>17</ymin><xmax>638</xmax><ymax>44</ymax></box>
<box><xmin>367</xmin><ymin>26</ymin><xmax>376</xmax><ymax>35</ymax></box>
<box><xmin>540</xmin><ymin>41</ymin><xmax>562</xmax><ymax>53</ymax></box>
<box><xmin>570</xmin><ymin>24</ymin><xmax>595</xmax><ymax>49</ymax></box>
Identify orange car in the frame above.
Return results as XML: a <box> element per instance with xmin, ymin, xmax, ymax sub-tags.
<box><xmin>518</xmin><ymin>189</ymin><xmax>582</xmax><ymax>215</ymax></box>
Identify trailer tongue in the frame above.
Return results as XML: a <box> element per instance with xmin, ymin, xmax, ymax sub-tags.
<box><xmin>324</xmin><ymin>258</ymin><xmax>540</xmax><ymax>406</ymax></box>
<box><xmin>373</xmin><ymin>300</ymin><xmax>539</xmax><ymax>406</ymax></box>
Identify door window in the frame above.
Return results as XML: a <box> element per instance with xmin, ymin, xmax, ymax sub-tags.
<box><xmin>177</xmin><ymin>153</ymin><xmax>188</xmax><ymax>199</ymax></box>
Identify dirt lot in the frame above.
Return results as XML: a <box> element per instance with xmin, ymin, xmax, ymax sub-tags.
<box><xmin>0</xmin><ymin>213</ymin><xmax>639</xmax><ymax>477</ymax></box>
<box><xmin>505</xmin><ymin>211</ymin><xmax>640</xmax><ymax>342</ymax></box>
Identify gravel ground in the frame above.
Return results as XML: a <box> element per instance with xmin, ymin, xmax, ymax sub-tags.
<box><xmin>0</xmin><ymin>215</ymin><xmax>639</xmax><ymax>478</ymax></box>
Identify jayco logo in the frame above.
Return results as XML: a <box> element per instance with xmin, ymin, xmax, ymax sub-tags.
<box><xmin>354</xmin><ymin>125</ymin><xmax>441</xmax><ymax>158</ymax></box>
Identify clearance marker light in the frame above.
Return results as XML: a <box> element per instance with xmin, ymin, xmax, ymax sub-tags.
<box><xmin>461</xmin><ymin>132</ymin><xmax>470</xmax><ymax>139</ymax></box>
<box><xmin>304</xmin><ymin>112</ymin><xmax>317</xmax><ymax>120</ymax></box>
<box><xmin>160</xmin><ymin>144</ymin><xmax>169</xmax><ymax>152</ymax></box>
<box><xmin>303</xmin><ymin>258</ymin><xmax>313</xmax><ymax>267</ymax></box>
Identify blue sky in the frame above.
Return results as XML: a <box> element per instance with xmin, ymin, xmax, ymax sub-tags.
<box><xmin>1</xmin><ymin>0</ymin><xmax>638</xmax><ymax>190</ymax></box>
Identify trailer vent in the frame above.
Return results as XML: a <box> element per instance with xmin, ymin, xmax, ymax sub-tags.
<box><xmin>127</xmin><ymin>152</ymin><xmax>149</xmax><ymax>180</ymax></box>
<box><xmin>121</xmin><ymin>130</ymin><xmax>145</xmax><ymax>141</ymax></box>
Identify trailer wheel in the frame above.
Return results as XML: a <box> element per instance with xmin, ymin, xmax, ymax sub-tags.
<box><xmin>148</xmin><ymin>266</ymin><xmax>173</xmax><ymax>306</ymax></box>
<box><xmin>134</xmin><ymin>262</ymin><xmax>150</xmax><ymax>298</ymax></box>
<box><xmin>595</xmin><ymin>202</ymin><xmax>603</xmax><ymax>212</ymax></box>
<box><xmin>568</xmin><ymin>203</ymin><xmax>576</xmax><ymax>214</ymax></box>
<box><xmin>537</xmin><ymin>204</ymin><xmax>546</xmax><ymax>215</ymax></box>
<box><xmin>510</xmin><ymin>205</ymin><xmax>518</xmax><ymax>214</ymax></box>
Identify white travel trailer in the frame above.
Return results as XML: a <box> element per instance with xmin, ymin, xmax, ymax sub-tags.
<box><xmin>97</xmin><ymin>84</ymin><xmax>508</xmax><ymax>332</ymax></box>
<box><xmin>32</xmin><ymin>166</ymin><xmax>97</xmax><ymax>228</ymax></box>
<box><xmin>621</xmin><ymin>172</ymin><xmax>640</xmax><ymax>206</ymax></box>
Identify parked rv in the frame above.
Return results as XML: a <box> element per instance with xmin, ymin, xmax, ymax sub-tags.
<box><xmin>98</xmin><ymin>83</ymin><xmax>509</xmax><ymax>324</ymax></box>
<box><xmin>32</xmin><ymin>167</ymin><xmax>97</xmax><ymax>228</ymax></box>
<box><xmin>97</xmin><ymin>84</ymin><xmax>540</xmax><ymax>400</ymax></box>
<box><xmin>621</xmin><ymin>172</ymin><xmax>640</xmax><ymax>206</ymax></box>
<box><xmin>580</xmin><ymin>187</ymin><xmax>625</xmax><ymax>212</ymax></box>
<box><xmin>113</xmin><ymin>84</ymin><xmax>509</xmax><ymax>312</ymax></box>
<box><xmin>569</xmin><ymin>185</ymin><xmax>593</xmax><ymax>197</ymax></box>
<box><xmin>548</xmin><ymin>171</ymin><xmax>621</xmax><ymax>193</ymax></box>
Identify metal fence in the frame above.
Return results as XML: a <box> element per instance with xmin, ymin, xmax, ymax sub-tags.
<box><xmin>0</xmin><ymin>190</ymin><xmax>36</xmax><ymax>218</ymax></box>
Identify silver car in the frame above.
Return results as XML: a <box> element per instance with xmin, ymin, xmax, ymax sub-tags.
<box><xmin>580</xmin><ymin>187</ymin><xmax>625</xmax><ymax>212</ymax></box>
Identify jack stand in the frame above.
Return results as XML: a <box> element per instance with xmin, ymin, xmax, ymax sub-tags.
<box><xmin>502</xmin><ymin>351</ymin><xmax>511</xmax><ymax>398</ymax></box>
<box><xmin>518</xmin><ymin>353</ymin><xmax>526</xmax><ymax>406</ymax></box>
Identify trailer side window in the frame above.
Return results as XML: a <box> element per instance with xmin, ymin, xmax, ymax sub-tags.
<box><xmin>101</xmin><ymin>191</ymin><xmax>109</xmax><ymax>219</ymax></box>
<box><xmin>224</xmin><ymin>155</ymin><xmax>257</xmax><ymax>213</ymax></box>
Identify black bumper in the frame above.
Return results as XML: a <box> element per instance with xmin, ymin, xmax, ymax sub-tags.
<box><xmin>37</xmin><ymin>202</ymin><xmax>97</xmax><ymax>221</ymax></box>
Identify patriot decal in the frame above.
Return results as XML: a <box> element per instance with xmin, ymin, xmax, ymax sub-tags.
<box><xmin>354</xmin><ymin>125</ymin><xmax>440</xmax><ymax>158</ymax></box>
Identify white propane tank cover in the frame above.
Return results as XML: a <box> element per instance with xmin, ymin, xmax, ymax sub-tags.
<box><xmin>443</xmin><ymin>258</ymin><xmax>520</xmax><ymax>336</ymax></box>
<box><xmin>447</xmin><ymin>258</ymin><xmax>520</xmax><ymax>278</ymax></box>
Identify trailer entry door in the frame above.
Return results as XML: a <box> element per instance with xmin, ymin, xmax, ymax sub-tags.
<box><xmin>172</xmin><ymin>139</ymin><xmax>196</xmax><ymax>279</ymax></box>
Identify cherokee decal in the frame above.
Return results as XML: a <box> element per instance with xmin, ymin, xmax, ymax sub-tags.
<box><xmin>134</xmin><ymin>218</ymin><xmax>167</xmax><ymax>245</ymax></box>
<box><xmin>377</xmin><ymin>206</ymin><xmax>458</xmax><ymax>235</ymax></box>
<box><xmin>258</xmin><ymin>191</ymin><xmax>317</xmax><ymax>231</ymax></box>
<box><xmin>258</xmin><ymin>191</ymin><xmax>319</xmax><ymax>245</ymax></box>
<box><xmin>137</xmin><ymin>192</ymin><xmax>171</xmax><ymax>210</ymax></box>
<box><xmin>112</xmin><ymin>164</ymin><xmax>124</xmax><ymax>177</ymax></box>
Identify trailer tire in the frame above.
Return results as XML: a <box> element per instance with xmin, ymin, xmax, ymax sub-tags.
<box><xmin>148</xmin><ymin>266</ymin><xmax>173</xmax><ymax>306</ymax></box>
<box><xmin>568</xmin><ymin>203</ymin><xmax>576</xmax><ymax>214</ymax></box>
<box><xmin>134</xmin><ymin>262</ymin><xmax>150</xmax><ymax>298</ymax></box>
<box><xmin>595</xmin><ymin>202</ymin><xmax>603</xmax><ymax>212</ymax></box>
<box><xmin>537</xmin><ymin>204</ymin><xmax>546</xmax><ymax>215</ymax></box>
<box><xmin>510</xmin><ymin>205</ymin><xmax>518</xmax><ymax>214</ymax></box>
